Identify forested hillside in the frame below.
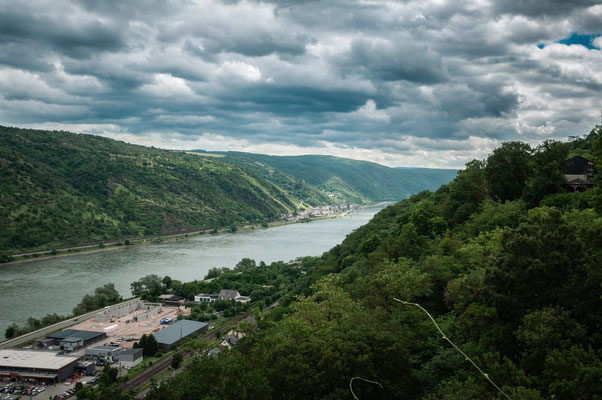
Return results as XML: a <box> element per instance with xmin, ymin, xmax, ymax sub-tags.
<box><xmin>197</xmin><ymin>151</ymin><xmax>458</xmax><ymax>203</ymax></box>
<box><xmin>0</xmin><ymin>126</ymin><xmax>299</xmax><ymax>253</ymax></box>
<box><xmin>1</xmin><ymin>127</ymin><xmax>457</xmax><ymax>255</ymax></box>
<box><xmin>131</xmin><ymin>126</ymin><xmax>601</xmax><ymax>400</ymax></box>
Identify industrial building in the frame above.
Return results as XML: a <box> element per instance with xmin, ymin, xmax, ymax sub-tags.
<box><xmin>0</xmin><ymin>349</ymin><xmax>80</xmax><ymax>383</ymax></box>
<box><xmin>153</xmin><ymin>320</ymin><xmax>208</xmax><ymax>352</ymax></box>
<box><xmin>45</xmin><ymin>329</ymin><xmax>106</xmax><ymax>351</ymax></box>
<box><xmin>84</xmin><ymin>345</ymin><xmax>123</xmax><ymax>362</ymax></box>
<box><xmin>157</xmin><ymin>294</ymin><xmax>186</xmax><ymax>306</ymax></box>
<box><xmin>119</xmin><ymin>348</ymin><xmax>143</xmax><ymax>368</ymax></box>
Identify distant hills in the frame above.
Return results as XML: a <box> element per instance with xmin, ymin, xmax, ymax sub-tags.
<box><xmin>193</xmin><ymin>151</ymin><xmax>457</xmax><ymax>204</ymax></box>
<box><xmin>0</xmin><ymin>126</ymin><xmax>456</xmax><ymax>254</ymax></box>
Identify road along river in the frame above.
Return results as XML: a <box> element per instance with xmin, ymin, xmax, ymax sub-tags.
<box><xmin>0</xmin><ymin>206</ymin><xmax>383</xmax><ymax>339</ymax></box>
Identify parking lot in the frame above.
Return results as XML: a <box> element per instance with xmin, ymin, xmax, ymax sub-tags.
<box><xmin>1</xmin><ymin>382</ymin><xmax>47</xmax><ymax>399</ymax></box>
<box><xmin>68</xmin><ymin>305</ymin><xmax>189</xmax><ymax>355</ymax></box>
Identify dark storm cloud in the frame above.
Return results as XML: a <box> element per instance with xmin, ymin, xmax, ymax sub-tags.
<box><xmin>0</xmin><ymin>0</ymin><xmax>600</xmax><ymax>168</ymax></box>
<box><xmin>340</xmin><ymin>38</ymin><xmax>448</xmax><ymax>83</ymax></box>
<box><xmin>493</xmin><ymin>0</ymin><xmax>599</xmax><ymax>17</ymax></box>
<box><xmin>0</xmin><ymin>7</ymin><xmax>125</xmax><ymax>58</ymax></box>
<box><xmin>218</xmin><ymin>85</ymin><xmax>370</xmax><ymax>115</ymax></box>
<box><xmin>0</xmin><ymin>43</ymin><xmax>55</xmax><ymax>72</ymax></box>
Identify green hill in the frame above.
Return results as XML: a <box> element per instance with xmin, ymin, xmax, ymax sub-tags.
<box><xmin>193</xmin><ymin>151</ymin><xmax>333</xmax><ymax>208</ymax></box>
<box><xmin>0</xmin><ymin>126</ymin><xmax>298</xmax><ymax>253</ymax></box>
<box><xmin>196</xmin><ymin>151</ymin><xmax>458</xmax><ymax>203</ymax></box>
<box><xmin>134</xmin><ymin>126</ymin><xmax>602</xmax><ymax>400</ymax></box>
<box><xmin>1</xmin><ymin>126</ymin><xmax>458</xmax><ymax>255</ymax></box>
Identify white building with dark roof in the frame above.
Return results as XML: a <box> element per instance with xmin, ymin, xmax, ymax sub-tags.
<box><xmin>218</xmin><ymin>289</ymin><xmax>251</xmax><ymax>303</ymax></box>
<box><xmin>46</xmin><ymin>329</ymin><xmax>106</xmax><ymax>350</ymax></box>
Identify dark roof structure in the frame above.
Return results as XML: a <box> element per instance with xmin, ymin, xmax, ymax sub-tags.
<box><xmin>61</xmin><ymin>336</ymin><xmax>84</xmax><ymax>343</ymax></box>
<box><xmin>120</xmin><ymin>348</ymin><xmax>143</xmax><ymax>356</ymax></box>
<box><xmin>565</xmin><ymin>155</ymin><xmax>595</xmax><ymax>175</ymax></box>
<box><xmin>218</xmin><ymin>289</ymin><xmax>239</xmax><ymax>299</ymax></box>
<box><xmin>153</xmin><ymin>320</ymin><xmax>208</xmax><ymax>346</ymax></box>
<box><xmin>48</xmin><ymin>329</ymin><xmax>105</xmax><ymax>341</ymax></box>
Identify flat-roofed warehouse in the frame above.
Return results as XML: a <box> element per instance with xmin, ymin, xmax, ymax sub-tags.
<box><xmin>153</xmin><ymin>320</ymin><xmax>208</xmax><ymax>352</ymax></box>
<box><xmin>0</xmin><ymin>349</ymin><xmax>80</xmax><ymax>383</ymax></box>
<box><xmin>45</xmin><ymin>329</ymin><xmax>106</xmax><ymax>351</ymax></box>
<box><xmin>84</xmin><ymin>345</ymin><xmax>122</xmax><ymax>362</ymax></box>
<box><xmin>119</xmin><ymin>348</ymin><xmax>143</xmax><ymax>368</ymax></box>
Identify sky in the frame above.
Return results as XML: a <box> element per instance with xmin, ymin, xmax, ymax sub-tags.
<box><xmin>0</xmin><ymin>0</ymin><xmax>601</xmax><ymax>168</ymax></box>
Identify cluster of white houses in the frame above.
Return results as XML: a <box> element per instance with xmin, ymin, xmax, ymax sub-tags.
<box><xmin>280</xmin><ymin>202</ymin><xmax>358</xmax><ymax>222</ymax></box>
<box><xmin>194</xmin><ymin>289</ymin><xmax>251</xmax><ymax>303</ymax></box>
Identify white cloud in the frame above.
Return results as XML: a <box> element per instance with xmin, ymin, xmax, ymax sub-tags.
<box><xmin>216</xmin><ymin>61</ymin><xmax>262</xmax><ymax>82</ymax></box>
<box><xmin>0</xmin><ymin>0</ymin><xmax>601</xmax><ymax>169</ymax></box>
<box><xmin>154</xmin><ymin>114</ymin><xmax>216</xmax><ymax>124</ymax></box>
<box><xmin>138</xmin><ymin>73</ymin><xmax>195</xmax><ymax>98</ymax></box>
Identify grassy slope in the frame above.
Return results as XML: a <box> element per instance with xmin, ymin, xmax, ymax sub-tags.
<box><xmin>193</xmin><ymin>152</ymin><xmax>333</xmax><ymax>208</ymax></box>
<box><xmin>0</xmin><ymin>126</ymin><xmax>298</xmax><ymax>253</ymax></box>
<box><xmin>209</xmin><ymin>152</ymin><xmax>457</xmax><ymax>203</ymax></box>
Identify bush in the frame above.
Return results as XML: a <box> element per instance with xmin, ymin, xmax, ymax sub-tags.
<box><xmin>171</xmin><ymin>353</ymin><xmax>184</xmax><ymax>369</ymax></box>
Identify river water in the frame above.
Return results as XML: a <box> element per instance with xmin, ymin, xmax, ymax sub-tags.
<box><xmin>0</xmin><ymin>206</ymin><xmax>382</xmax><ymax>339</ymax></box>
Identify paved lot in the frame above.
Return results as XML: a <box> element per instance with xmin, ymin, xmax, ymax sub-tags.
<box><xmin>67</xmin><ymin>305</ymin><xmax>189</xmax><ymax>356</ymax></box>
<box><xmin>0</xmin><ymin>299</ymin><xmax>141</xmax><ymax>348</ymax></box>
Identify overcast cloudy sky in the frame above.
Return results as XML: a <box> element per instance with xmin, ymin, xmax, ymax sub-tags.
<box><xmin>1</xmin><ymin>0</ymin><xmax>601</xmax><ymax>168</ymax></box>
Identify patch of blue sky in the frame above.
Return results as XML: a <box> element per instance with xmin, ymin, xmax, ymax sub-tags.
<box><xmin>556</xmin><ymin>33</ymin><xmax>600</xmax><ymax>49</ymax></box>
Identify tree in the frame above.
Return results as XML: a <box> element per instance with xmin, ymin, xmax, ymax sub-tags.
<box><xmin>73</xmin><ymin>283</ymin><xmax>122</xmax><ymax>315</ymax></box>
<box><xmin>171</xmin><ymin>353</ymin><xmax>183</xmax><ymax>369</ymax></box>
<box><xmin>543</xmin><ymin>345</ymin><xmax>602</xmax><ymax>400</ymax></box>
<box><xmin>99</xmin><ymin>365</ymin><xmax>118</xmax><ymax>386</ymax></box>
<box><xmin>523</xmin><ymin>140</ymin><xmax>569</xmax><ymax>207</ymax></box>
<box><xmin>144</xmin><ymin>334</ymin><xmax>159</xmax><ymax>357</ymax></box>
<box><xmin>235</xmin><ymin>258</ymin><xmax>257</xmax><ymax>272</ymax></box>
<box><xmin>515</xmin><ymin>307</ymin><xmax>587</xmax><ymax>374</ymax></box>
<box><xmin>4</xmin><ymin>323</ymin><xmax>19</xmax><ymax>339</ymax></box>
<box><xmin>130</xmin><ymin>274</ymin><xmax>164</xmax><ymax>301</ymax></box>
<box><xmin>484</xmin><ymin>141</ymin><xmax>532</xmax><ymax>202</ymax></box>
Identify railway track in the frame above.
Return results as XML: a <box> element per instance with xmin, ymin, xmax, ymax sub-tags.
<box><xmin>119</xmin><ymin>354</ymin><xmax>174</xmax><ymax>392</ymax></box>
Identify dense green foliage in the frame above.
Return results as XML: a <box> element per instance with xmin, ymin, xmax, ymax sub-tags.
<box><xmin>0</xmin><ymin>126</ymin><xmax>299</xmax><ymax>253</ymax></box>
<box><xmin>4</xmin><ymin>313</ymin><xmax>67</xmax><ymax>340</ymax></box>
<box><xmin>201</xmin><ymin>151</ymin><xmax>458</xmax><ymax>203</ymax></box>
<box><xmin>129</xmin><ymin>258</ymin><xmax>306</xmax><ymax>322</ymax></box>
<box><xmin>142</xmin><ymin>128</ymin><xmax>602</xmax><ymax>400</ymax></box>
<box><xmin>134</xmin><ymin>334</ymin><xmax>160</xmax><ymax>357</ymax></box>
<box><xmin>72</xmin><ymin>283</ymin><xmax>123</xmax><ymax>315</ymax></box>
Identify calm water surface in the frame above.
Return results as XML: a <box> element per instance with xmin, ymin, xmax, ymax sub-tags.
<box><xmin>0</xmin><ymin>206</ymin><xmax>382</xmax><ymax>339</ymax></box>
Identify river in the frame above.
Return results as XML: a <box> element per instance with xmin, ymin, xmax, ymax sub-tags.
<box><xmin>0</xmin><ymin>206</ymin><xmax>383</xmax><ymax>339</ymax></box>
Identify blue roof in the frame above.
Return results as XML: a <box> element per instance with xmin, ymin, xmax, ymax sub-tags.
<box><xmin>152</xmin><ymin>320</ymin><xmax>208</xmax><ymax>345</ymax></box>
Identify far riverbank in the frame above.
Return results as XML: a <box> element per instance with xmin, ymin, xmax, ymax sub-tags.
<box><xmin>3</xmin><ymin>203</ymin><xmax>390</xmax><ymax>264</ymax></box>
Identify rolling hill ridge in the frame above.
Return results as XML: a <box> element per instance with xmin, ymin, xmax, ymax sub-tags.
<box><xmin>1</xmin><ymin>126</ymin><xmax>456</xmax><ymax>254</ymax></box>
